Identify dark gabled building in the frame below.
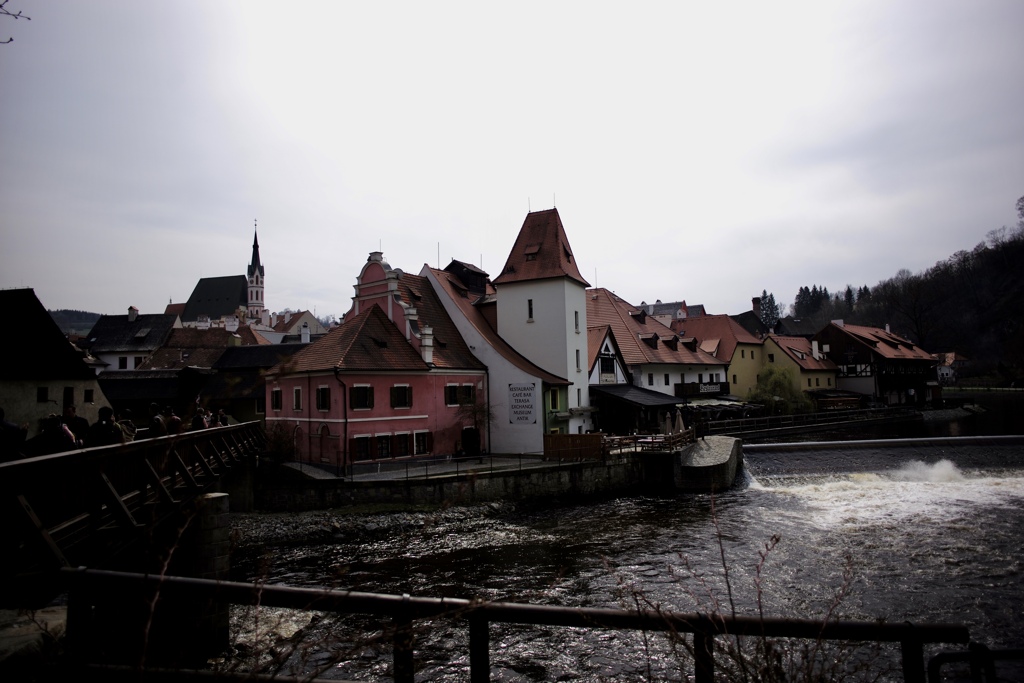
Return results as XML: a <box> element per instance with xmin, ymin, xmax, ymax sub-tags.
<box><xmin>815</xmin><ymin>321</ymin><xmax>937</xmax><ymax>406</ymax></box>
<box><xmin>0</xmin><ymin>288</ymin><xmax>109</xmax><ymax>441</ymax></box>
<box><xmin>82</xmin><ymin>307</ymin><xmax>180</xmax><ymax>371</ymax></box>
<box><xmin>209</xmin><ymin>343</ymin><xmax>307</xmax><ymax>424</ymax></box>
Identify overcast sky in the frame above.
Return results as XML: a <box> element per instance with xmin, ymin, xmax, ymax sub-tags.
<box><xmin>2</xmin><ymin>2</ymin><xmax>1022</xmax><ymax>320</ymax></box>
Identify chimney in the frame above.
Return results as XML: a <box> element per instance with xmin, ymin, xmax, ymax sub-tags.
<box><xmin>812</xmin><ymin>340</ymin><xmax>820</xmax><ymax>360</ymax></box>
<box><xmin>885</xmin><ymin>323</ymin><xmax>891</xmax><ymax>334</ymax></box>
<box><xmin>420</xmin><ymin>325</ymin><xmax>434</xmax><ymax>365</ymax></box>
<box><xmin>225</xmin><ymin>316</ymin><xmax>239</xmax><ymax>333</ymax></box>
<box><xmin>301</xmin><ymin>322</ymin><xmax>310</xmax><ymax>344</ymax></box>
<box><xmin>128</xmin><ymin>306</ymin><xmax>138</xmax><ymax>322</ymax></box>
<box><xmin>229</xmin><ymin>333</ymin><xmax>241</xmax><ymax>347</ymax></box>
<box><xmin>284</xmin><ymin>311</ymin><xmax>292</xmax><ymax>325</ymax></box>
<box><xmin>197</xmin><ymin>315</ymin><xmax>211</xmax><ymax>331</ymax></box>
<box><xmin>261</xmin><ymin>309</ymin><xmax>270</xmax><ymax>327</ymax></box>
<box><xmin>752</xmin><ymin>297</ymin><xmax>761</xmax><ymax>317</ymax></box>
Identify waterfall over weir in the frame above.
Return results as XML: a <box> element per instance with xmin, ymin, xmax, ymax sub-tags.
<box><xmin>231</xmin><ymin>437</ymin><xmax>1024</xmax><ymax>681</ymax></box>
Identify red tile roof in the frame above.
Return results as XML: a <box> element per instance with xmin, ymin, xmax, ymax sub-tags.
<box><xmin>280</xmin><ymin>304</ymin><xmax>429</xmax><ymax>374</ymax></box>
<box><xmin>671</xmin><ymin>314</ymin><xmax>762</xmax><ymax>362</ymax></box>
<box><xmin>766</xmin><ymin>335</ymin><xmax>838</xmax><ymax>371</ymax></box>
<box><xmin>393</xmin><ymin>272</ymin><xmax>486</xmax><ymax>371</ymax></box>
<box><xmin>492</xmin><ymin>209</ymin><xmax>590</xmax><ymax>287</ymax></box>
<box><xmin>586</xmin><ymin>288</ymin><xmax>726</xmax><ymax>368</ymax></box>
<box><xmin>829</xmin><ymin>323</ymin><xmax>935</xmax><ymax>361</ymax></box>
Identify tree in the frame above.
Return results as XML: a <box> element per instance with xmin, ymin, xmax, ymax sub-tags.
<box><xmin>746</xmin><ymin>366</ymin><xmax>813</xmax><ymax>416</ymax></box>
<box><xmin>1</xmin><ymin>1</ymin><xmax>29</xmax><ymax>44</ymax></box>
<box><xmin>759</xmin><ymin>290</ymin><xmax>780</xmax><ymax>330</ymax></box>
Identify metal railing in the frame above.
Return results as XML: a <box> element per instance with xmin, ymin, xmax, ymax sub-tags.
<box><xmin>702</xmin><ymin>407</ymin><xmax>920</xmax><ymax>437</ymax></box>
<box><xmin>0</xmin><ymin>422</ymin><xmax>266</xmax><ymax>599</ymax></box>
<box><xmin>62</xmin><ymin>568</ymin><xmax>971</xmax><ymax>683</ymax></box>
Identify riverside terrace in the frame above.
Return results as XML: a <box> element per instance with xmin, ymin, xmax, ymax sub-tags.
<box><xmin>251</xmin><ymin>430</ymin><xmax>747</xmax><ymax>511</ymax></box>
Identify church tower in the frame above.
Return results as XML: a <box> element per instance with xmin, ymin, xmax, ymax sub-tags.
<box><xmin>247</xmin><ymin>226</ymin><xmax>265</xmax><ymax>319</ymax></box>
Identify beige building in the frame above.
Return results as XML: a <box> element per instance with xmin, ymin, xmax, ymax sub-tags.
<box><xmin>763</xmin><ymin>335</ymin><xmax>839</xmax><ymax>395</ymax></box>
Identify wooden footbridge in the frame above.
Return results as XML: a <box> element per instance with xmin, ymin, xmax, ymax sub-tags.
<box><xmin>0</xmin><ymin>422</ymin><xmax>265</xmax><ymax>606</ymax></box>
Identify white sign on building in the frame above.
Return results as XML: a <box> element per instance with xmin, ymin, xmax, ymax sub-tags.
<box><xmin>508</xmin><ymin>383</ymin><xmax>537</xmax><ymax>424</ymax></box>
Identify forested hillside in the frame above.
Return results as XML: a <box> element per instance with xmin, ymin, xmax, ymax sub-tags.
<box><xmin>49</xmin><ymin>309</ymin><xmax>101</xmax><ymax>337</ymax></box>
<box><xmin>782</xmin><ymin>197</ymin><xmax>1024</xmax><ymax>384</ymax></box>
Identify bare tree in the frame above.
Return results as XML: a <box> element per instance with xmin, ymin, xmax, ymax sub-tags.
<box><xmin>1</xmin><ymin>1</ymin><xmax>29</xmax><ymax>44</ymax></box>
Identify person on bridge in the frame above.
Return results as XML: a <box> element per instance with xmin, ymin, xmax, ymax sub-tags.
<box><xmin>61</xmin><ymin>404</ymin><xmax>90</xmax><ymax>447</ymax></box>
<box><xmin>86</xmin><ymin>407</ymin><xmax>125</xmax><ymax>448</ymax></box>
<box><xmin>148</xmin><ymin>403</ymin><xmax>167</xmax><ymax>438</ymax></box>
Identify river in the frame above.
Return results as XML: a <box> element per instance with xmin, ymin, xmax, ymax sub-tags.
<box><xmin>230</xmin><ymin>398</ymin><xmax>1024</xmax><ymax>681</ymax></box>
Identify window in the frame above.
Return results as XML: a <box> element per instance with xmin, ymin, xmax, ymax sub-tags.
<box><xmin>815</xmin><ymin>378</ymin><xmax>820</xmax><ymax>387</ymax></box>
<box><xmin>293</xmin><ymin>387</ymin><xmax>302</xmax><ymax>410</ymax></box>
<box><xmin>414</xmin><ymin>431</ymin><xmax>430</xmax><ymax>455</ymax></box>
<box><xmin>549</xmin><ymin>388</ymin><xmax>559</xmax><ymax>411</ymax></box>
<box><xmin>600</xmin><ymin>356</ymin><xmax>614</xmax><ymax>374</ymax></box>
<box><xmin>751</xmin><ymin>351</ymin><xmax>756</xmax><ymax>359</ymax></box>
<box><xmin>574</xmin><ymin>311</ymin><xmax>580</xmax><ymax>333</ymax></box>
<box><xmin>575</xmin><ymin>350</ymin><xmax>581</xmax><ymax>371</ymax></box>
<box><xmin>768</xmin><ymin>354</ymin><xmax>775</xmax><ymax>363</ymax></box>
<box><xmin>353</xmin><ymin>436</ymin><xmax>370</xmax><ymax>460</ymax></box>
<box><xmin>445</xmin><ymin>384</ymin><xmax>474</xmax><ymax>406</ymax></box>
<box><xmin>84</xmin><ymin>389</ymin><xmax>94</xmax><ymax>403</ymax></box>
<box><xmin>391</xmin><ymin>385</ymin><xmax>413</xmax><ymax>408</ymax></box>
<box><xmin>377</xmin><ymin>434</ymin><xmax>391</xmax><ymax>458</ymax></box>
<box><xmin>577</xmin><ymin>388</ymin><xmax>581</xmax><ymax>406</ymax></box>
<box><xmin>118</xmin><ymin>356</ymin><xmax>128</xmax><ymax>370</ymax></box>
<box><xmin>255</xmin><ymin>396</ymin><xmax>266</xmax><ymax>414</ymax></box>
<box><xmin>134</xmin><ymin>356</ymin><xmax>144</xmax><ymax>368</ymax></box>
<box><xmin>316</xmin><ymin>386</ymin><xmax>331</xmax><ymax>411</ymax></box>
<box><xmin>63</xmin><ymin>387</ymin><xmax>74</xmax><ymax>407</ymax></box>
<box><xmin>36</xmin><ymin>386</ymin><xmax>48</xmax><ymax>403</ymax></box>
<box><xmin>698</xmin><ymin>373</ymin><xmax>703</xmax><ymax>383</ymax></box>
<box><xmin>351</xmin><ymin>385</ymin><xmax>374</xmax><ymax>410</ymax></box>
<box><xmin>741</xmin><ymin>349</ymin><xmax>745</xmax><ymax>358</ymax></box>
<box><xmin>733</xmin><ymin>374</ymin><xmax>737</xmax><ymax>384</ymax></box>
<box><xmin>527</xmin><ymin>299</ymin><xmax>534</xmax><ymax>320</ymax></box>
<box><xmin>271</xmin><ymin>388</ymin><xmax>282</xmax><ymax>411</ymax></box>
<box><xmin>648</xmin><ymin>373</ymin><xmax>654</xmax><ymax>386</ymax></box>
<box><xmin>808</xmin><ymin>378</ymin><xmax>812</xmax><ymax>387</ymax></box>
<box><xmin>828</xmin><ymin>378</ymin><xmax>832</xmax><ymax>387</ymax></box>
<box><xmin>393</xmin><ymin>433</ymin><xmax>410</xmax><ymax>457</ymax></box>
<box><xmin>664</xmin><ymin>373</ymin><xmax>670</xmax><ymax>386</ymax></box>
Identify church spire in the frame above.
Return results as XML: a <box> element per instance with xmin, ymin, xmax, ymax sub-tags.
<box><xmin>247</xmin><ymin>220</ymin><xmax>265</xmax><ymax>319</ymax></box>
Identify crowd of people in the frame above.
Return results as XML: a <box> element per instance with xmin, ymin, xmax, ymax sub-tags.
<box><xmin>0</xmin><ymin>401</ymin><xmax>232</xmax><ymax>462</ymax></box>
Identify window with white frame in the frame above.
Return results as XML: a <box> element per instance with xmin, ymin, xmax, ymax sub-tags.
<box><xmin>316</xmin><ymin>386</ymin><xmax>331</xmax><ymax>411</ymax></box>
<box><xmin>293</xmin><ymin>387</ymin><xmax>302</xmax><ymax>411</ymax></box>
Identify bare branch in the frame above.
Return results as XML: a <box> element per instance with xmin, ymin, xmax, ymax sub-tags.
<box><xmin>1</xmin><ymin>0</ymin><xmax>30</xmax><ymax>44</ymax></box>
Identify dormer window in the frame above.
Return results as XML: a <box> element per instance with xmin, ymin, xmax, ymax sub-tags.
<box><xmin>525</xmin><ymin>244</ymin><xmax>540</xmax><ymax>261</ymax></box>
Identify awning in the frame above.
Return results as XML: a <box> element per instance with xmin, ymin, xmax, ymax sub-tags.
<box><xmin>590</xmin><ymin>384</ymin><xmax>683</xmax><ymax>408</ymax></box>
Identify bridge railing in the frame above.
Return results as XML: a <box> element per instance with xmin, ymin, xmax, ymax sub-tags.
<box><xmin>61</xmin><ymin>567</ymin><xmax>971</xmax><ymax>683</ymax></box>
<box><xmin>0</xmin><ymin>422</ymin><xmax>265</xmax><ymax>600</ymax></box>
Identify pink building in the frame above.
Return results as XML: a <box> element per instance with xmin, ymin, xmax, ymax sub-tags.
<box><xmin>265</xmin><ymin>253</ymin><xmax>488</xmax><ymax>469</ymax></box>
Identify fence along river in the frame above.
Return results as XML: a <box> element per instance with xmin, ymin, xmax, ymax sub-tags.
<box><xmin>230</xmin><ymin>437</ymin><xmax>1024</xmax><ymax>681</ymax></box>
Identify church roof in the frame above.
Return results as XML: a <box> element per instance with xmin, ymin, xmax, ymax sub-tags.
<box><xmin>181</xmin><ymin>275</ymin><xmax>248</xmax><ymax>322</ymax></box>
<box><xmin>492</xmin><ymin>209</ymin><xmax>590</xmax><ymax>287</ymax></box>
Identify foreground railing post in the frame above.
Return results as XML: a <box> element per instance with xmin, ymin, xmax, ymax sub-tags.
<box><xmin>469</xmin><ymin>611</ymin><xmax>490</xmax><ymax>683</ymax></box>
<box><xmin>393</xmin><ymin>609</ymin><xmax>415</xmax><ymax>683</ymax></box>
<box><xmin>900</xmin><ymin>635</ymin><xmax>925</xmax><ymax>683</ymax></box>
<box><xmin>694</xmin><ymin>632</ymin><xmax>714</xmax><ymax>683</ymax></box>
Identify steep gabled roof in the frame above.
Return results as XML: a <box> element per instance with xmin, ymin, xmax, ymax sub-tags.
<box><xmin>586</xmin><ymin>288</ymin><xmax>725</xmax><ymax>368</ymax></box>
<box><xmin>426</xmin><ymin>266</ymin><xmax>570</xmax><ymax>385</ymax></box>
<box><xmin>181</xmin><ymin>275</ymin><xmax>248</xmax><ymax>322</ymax></box>
<box><xmin>275</xmin><ymin>304</ymin><xmax>429</xmax><ymax>374</ymax></box>
<box><xmin>393</xmin><ymin>272</ymin><xmax>485</xmax><ymax>371</ymax></box>
<box><xmin>0</xmin><ymin>288</ymin><xmax>95</xmax><ymax>380</ymax></box>
<box><xmin>492</xmin><ymin>209</ymin><xmax>590</xmax><ymax>287</ymax></box>
<box><xmin>84</xmin><ymin>312</ymin><xmax>179</xmax><ymax>354</ymax></box>
<box><xmin>671</xmin><ymin>314</ymin><xmax>762</xmax><ymax>362</ymax></box>
<box><xmin>767</xmin><ymin>335</ymin><xmax>838</xmax><ymax>372</ymax></box>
